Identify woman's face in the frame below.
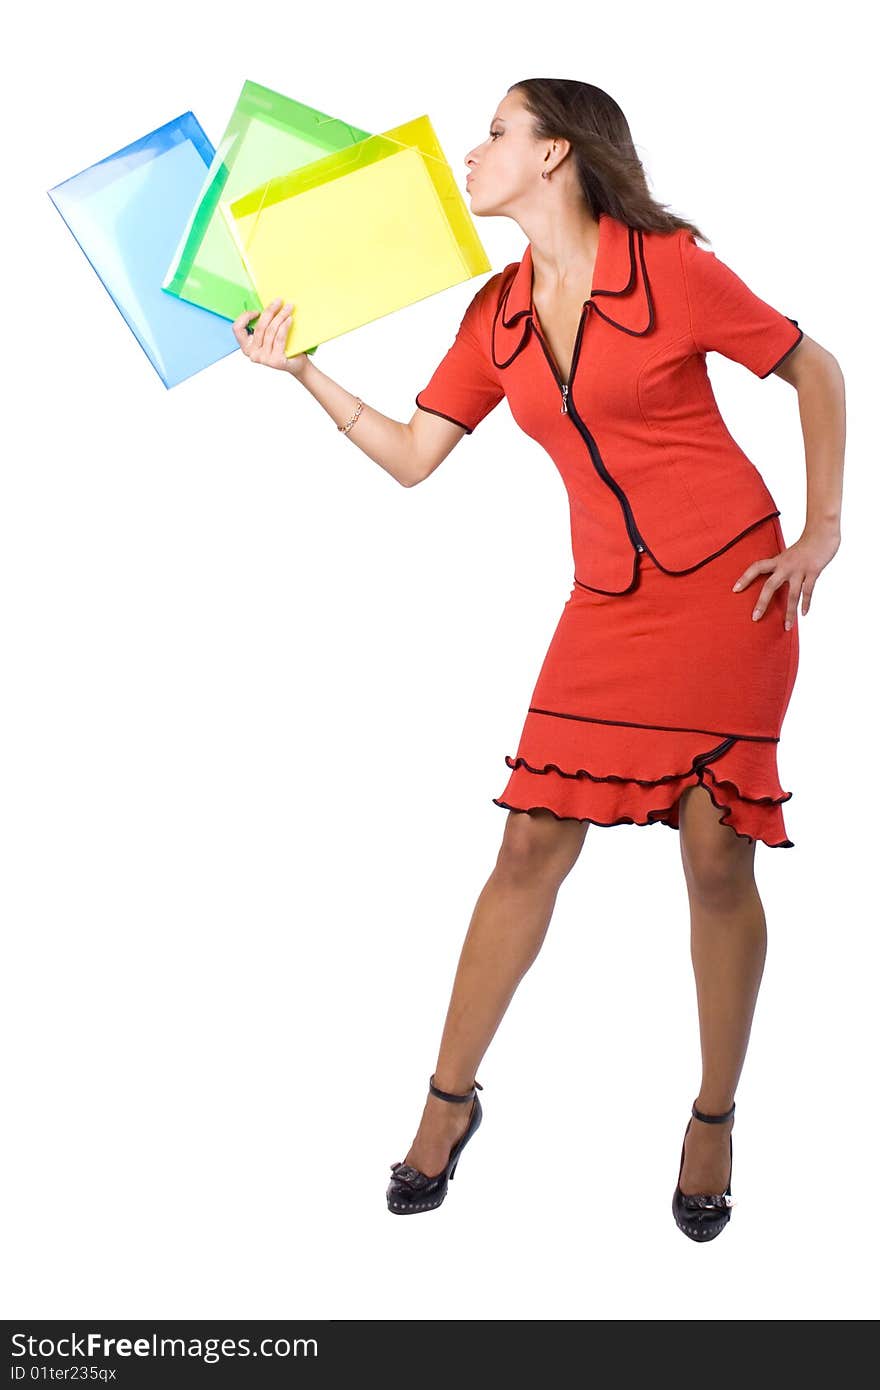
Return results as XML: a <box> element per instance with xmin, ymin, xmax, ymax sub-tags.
<box><xmin>465</xmin><ymin>90</ymin><xmax>544</xmax><ymax>216</ymax></box>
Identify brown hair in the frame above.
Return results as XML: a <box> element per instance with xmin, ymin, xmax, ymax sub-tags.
<box><xmin>508</xmin><ymin>78</ymin><xmax>709</xmax><ymax>244</ymax></box>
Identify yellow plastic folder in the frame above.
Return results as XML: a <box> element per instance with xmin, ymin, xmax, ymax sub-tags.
<box><xmin>162</xmin><ymin>80</ymin><xmax>371</xmax><ymax>324</ymax></box>
<box><xmin>220</xmin><ymin>115</ymin><xmax>491</xmax><ymax>358</ymax></box>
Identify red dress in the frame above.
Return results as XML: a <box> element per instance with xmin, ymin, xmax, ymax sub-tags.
<box><xmin>415</xmin><ymin>214</ymin><xmax>804</xmax><ymax>848</ymax></box>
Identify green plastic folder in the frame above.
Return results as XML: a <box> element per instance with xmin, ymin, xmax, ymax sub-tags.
<box><xmin>162</xmin><ymin>81</ymin><xmax>371</xmax><ymax>323</ymax></box>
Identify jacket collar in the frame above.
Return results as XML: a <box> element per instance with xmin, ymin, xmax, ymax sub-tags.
<box><xmin>491</xmin><ymin>212</ymin><xmax>655</xmax><ymax>369</ymax></box>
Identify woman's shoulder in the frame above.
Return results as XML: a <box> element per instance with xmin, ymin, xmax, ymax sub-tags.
<box><xmin>458</xmin><ymin>263</ymin><xmax>519</xmax><ymax>342</ymax></box>
<box><xmin>473</xmin><ymin>261</ymin><xmax>520</xmax><ymax>309</ymax></box>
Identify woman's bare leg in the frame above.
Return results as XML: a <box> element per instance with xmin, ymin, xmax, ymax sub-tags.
<box><xmin>402</xmin><ymin>807</ymin><xmax>589</xmax><ymax>1178</ymax></box>
<box><xmin>676</xmin><ymin>782</ymin><xmax>767</xmax><ymax>1194</ymax></box>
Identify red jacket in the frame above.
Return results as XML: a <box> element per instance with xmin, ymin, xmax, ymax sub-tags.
<box><xmin>415</xmin><ymin>211</ymin><xmax>803</xmax><ymax>594</ymax></box>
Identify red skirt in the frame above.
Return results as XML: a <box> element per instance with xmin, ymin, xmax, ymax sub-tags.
<box><xmin>493</xmin><ymin>514</ymin><xmax>799</xmax><ymax>848</ymax></box>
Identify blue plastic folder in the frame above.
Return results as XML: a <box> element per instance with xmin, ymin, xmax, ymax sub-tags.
<box><xmin>48</xmin><ymin>113</ymin><xmax>241</xmax><ymax>388</ymax></box>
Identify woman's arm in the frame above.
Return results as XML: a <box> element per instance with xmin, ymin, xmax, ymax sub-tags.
<box><xmin>733</xmin><ymin>333</ymin><xmax>845</xmax><ymax>625</ymax></box>
<box><xmin>233</xmin><ymin>298</ymin><xmax>469</xmax><ymax>488</ymax></box>
<box><xmin>293</xmin><ymin>355</ymin><xmax>468</xmax><ymax>488</ymax></box>
<box><xmin>771</xmin><ymin>333</ymin><xmax>846</xmax><ymax>540</ymax></box>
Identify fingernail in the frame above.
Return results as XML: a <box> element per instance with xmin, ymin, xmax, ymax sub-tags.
<box><xmin>785</xmin><ymin>620</ymin><xmax>792</xmax><ymax>630</ymax></box>
<box><xmin>752</xmin><ymin>610</ymin><xmax>760</xmax><ymax>620</ymax></box>
<box><xmin>732</xmin><ymin>582</ymin><xmax>741</xmax><ymax>591</ymax></box>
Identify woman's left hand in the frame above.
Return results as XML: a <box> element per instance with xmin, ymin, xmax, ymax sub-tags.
<box><xmin>731</xmin><ymin>524</ymin><xmax>841</xmax><ymax>629</ymax></box>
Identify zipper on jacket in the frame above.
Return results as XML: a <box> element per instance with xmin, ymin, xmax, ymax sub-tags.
<box><xmin>533</xmin><ymin>307</ymin><xmax>647</xmax><ymax>554</ymax></box>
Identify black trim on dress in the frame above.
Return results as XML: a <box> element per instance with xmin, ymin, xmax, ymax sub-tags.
<box><xmin>414</xmin><ymin>398</ymin><xmax>472</xmax><ymax>434</ymax></box>
<box><xmin>490</xmin><ymin>793</ymin><xmax>794</xmax><ymax>848</ymax></box>
<box><xmin>521</xmin><ymin>710</ymin><xmax>781</xmax><ymax>743</ymax></box>
<box><xmin>759</xmin><ymin>320</ymin><xmax>804</xmax><ymax>378</ymax></box>
<box><xmin>572</xmin><ymin>511</ymin><xmax>782</xmax><ymax>592</ymax></box>
<box><xmin>493</xmin><ymin>733</ymin><xmax>795</xmax><ymax>846</ymax></box>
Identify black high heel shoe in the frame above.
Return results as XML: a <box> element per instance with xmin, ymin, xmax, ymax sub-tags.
<box><xmin>386</xmin><ymin>1073</ymin><xmax>483</xmax><ymax>1215</ymax></box>
<box><xmin>672</xmin><ymin>1099</ymin><xmax>736</xmax><ymax>1242</ymax></box>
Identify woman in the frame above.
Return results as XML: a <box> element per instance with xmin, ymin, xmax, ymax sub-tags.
<box><xmin>232</xmin><ymin>80</ymin><xmax>845</xmax><ymax>1241</ymax></box>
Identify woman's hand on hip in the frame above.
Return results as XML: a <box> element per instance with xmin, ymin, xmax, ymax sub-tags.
<box><xmin>232</xmin><ymin>297</ymin><xmax>310</xmax><ymax>378</ymax></box>
<box><xmin>731</xmin><ymin>523</ymin><xmax>841</xmax><ymax>629</ymax></box>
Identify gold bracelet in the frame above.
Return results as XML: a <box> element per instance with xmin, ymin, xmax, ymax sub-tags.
<box><xmin>339</xmin><ymin>398</ymin><xmax>365</xmax><ymax>435</ymax></box>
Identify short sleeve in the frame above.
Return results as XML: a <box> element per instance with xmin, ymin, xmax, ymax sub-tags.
<box><xmin>415</xmin><ymin>282</ymin><xmax>505</xmax><ymax>434</ymax></box>
<box><xmin>679</xmin><ymin>230</ymin><xmax>804</xmax><ymax>379</ymax></box>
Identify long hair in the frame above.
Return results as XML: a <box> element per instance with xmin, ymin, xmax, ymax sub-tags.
<box><xmin>508</xmin><ymin>78</ymin><xmax>708</xmax><ymax>244</ymax></box>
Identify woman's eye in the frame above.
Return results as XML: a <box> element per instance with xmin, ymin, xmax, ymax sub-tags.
<box><xmin>489</xmin><ymin>131</ymin><xmax>500</xmax><ymax>140</ymax></box>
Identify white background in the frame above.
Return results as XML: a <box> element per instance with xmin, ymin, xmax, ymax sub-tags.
<box><xmin>3</xmin><ymin>0</ymin><xmax>873</xmax><ymax>1322</ymax></box>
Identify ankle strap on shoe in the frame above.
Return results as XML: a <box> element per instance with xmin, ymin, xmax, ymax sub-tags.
<box><xmin>429</xmin><ymin>1073</ymin><xmax>483</xmax><ymax>1103</ymax></box>
<box><xmin>691</xmin><ymin>1099</ymin><xmax>735</xmax><ymax>1124</ymax></box>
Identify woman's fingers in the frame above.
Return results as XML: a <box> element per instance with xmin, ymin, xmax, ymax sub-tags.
<box><xmin>782</xmin><ymin>586</ymin><xmax>797</xmax><ymax>629</ymax></box>
<box><xmin>251</xmin><ymin>297</ymin><xmax>283</xmax><ymax>351</ymax></box>
<box><xmin>731</xmin><ymin>556</ymin><xmax>774</xmax><ymax>594</ymax></box>
<box><xmin>232</xmin><ymin>297</ymin><xmax>295</xmax><ymax>367</ymax></box>
<box><xmin>733</xmin><ymin>534</ymin><xmax>833</xmax><ymax>629</ymax></box>
<box><xmin>749</xmin><ymin>570</ymin><xmax>786</xmax><ymax>622</ymax></box>
<box><xmin>270</xmin><ymin>303</ymin><xmax>294</xmax><ymax>356</ymax></box>
<box><xmin>785</xmin><ymin>570</ymin><xmax>812</xmax><ymax>629</ymax></box>
<box><xmin>231</xmin><ymin>307</ymin><xmax>261</xmax><ymax>348</ymax></box>
<box><xmin>732</xmin><ymin>555</ymin><xmax>810</xmax><ymax>629</ymax></box>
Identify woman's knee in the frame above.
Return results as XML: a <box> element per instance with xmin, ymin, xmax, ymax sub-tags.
<box><xmin>494</xmin><ymin>807</ymin><xmax>589</xmax><ymax>886</ymax></box>
<box><xmin>679</xmin><ymin>785</ymin><xmax>756</xmax><ymax>908</ymax></box>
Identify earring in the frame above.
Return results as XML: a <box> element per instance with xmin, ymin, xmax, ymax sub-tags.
<box><xmin>542</xmin><ymin>170</ymin><xmax>550</xmax><ymax>179</ymax></box>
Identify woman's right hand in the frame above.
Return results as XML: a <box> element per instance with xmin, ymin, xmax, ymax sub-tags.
<box><xmin>232</xmin><ymin>297</ymin><xmax>311</xmax><ymax>378</ymax></box>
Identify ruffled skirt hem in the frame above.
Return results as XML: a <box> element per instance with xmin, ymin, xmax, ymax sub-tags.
<box><xmin>491</xmin><ymin>726</ymin><xmax>794</xmax><ymax>849</ymax></box>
